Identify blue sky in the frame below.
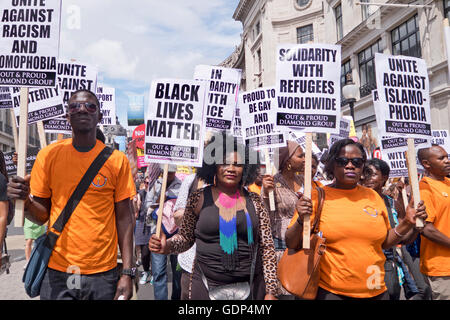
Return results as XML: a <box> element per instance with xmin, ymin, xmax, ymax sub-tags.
<box><xmin>59</xmin><ymin>0</ymin><xmax>242</xmax><ymax>131</ymax></box>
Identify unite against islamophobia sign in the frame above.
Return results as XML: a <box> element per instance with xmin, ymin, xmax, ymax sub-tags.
<box><xmin>0</xmin><ymin>0</ymin><xmax>61</xmax><ymax>87</ymax></box>
<box><xmin>144</xmin><ymin>79</ymin><xmax>207</xmax><ymax>167</ymax></box>
<box><xmin>275</xmin><ymin>43</ymin><xmax>341</xmax><ymax>134</ymax></box>
<box><xmin>194</xmin><ymin>65</ymin><xmax>240</xmax><ymax>131</ymax></box>
<box><xmin>374</xmin><ymin>53</ymin><xmax>432</xmax><ymax>140</ymax></box>
<box><xmin>239</xmin><ymin>87</ymin><xmax>286</xmax><ymax>150</ymax></box>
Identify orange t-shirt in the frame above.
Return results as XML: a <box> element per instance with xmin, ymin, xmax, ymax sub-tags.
<box><xmin>30</xmin><ymin>139</ymin><xmax>136</xmax><ymax>274</ymax></box>
<box><xmin>419</xmin><ymin>176</ymin><xmax>450</xmax><ymax>276</ymax></box>
<box><xmin>248</xmin><ymin>183</ymin><xmax>262</xmax><ymax>195</ymax></box>
<box><xmin>288</xmin><ymin>185</ymin><xmax>390</xmax><ymax>298</ymax></box>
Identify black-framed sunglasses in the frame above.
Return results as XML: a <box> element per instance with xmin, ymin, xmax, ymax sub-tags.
<box><xmin>68</xmin><ymin>102</ymin><xmax>98</xmax><ymax>114</ymax></box>
<box><xmin>335</xmin><ymin>157</ymin><xmax>365</xmax><ymax>168</ymax></box>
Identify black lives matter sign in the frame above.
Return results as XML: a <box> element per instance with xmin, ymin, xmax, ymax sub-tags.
<box><xmin>275</xmin><ymin>44</ymin><xmax>341</xmax><ymax>134</ymax></box>
<box><xmin>375</xmin><ymin>53</ymin><xmax>432</xmax><ymax>140</ymax></box>
<box><xmin>0</xmin><ymin>0</ymin><xmax>61</xmax><ymax>87</ymax></box>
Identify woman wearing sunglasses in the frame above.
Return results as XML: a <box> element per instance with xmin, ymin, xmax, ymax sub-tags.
<box><xmin>285</xmin><ymin>138</ymin><xmax>427</xmax><ymax>300</ymax></box>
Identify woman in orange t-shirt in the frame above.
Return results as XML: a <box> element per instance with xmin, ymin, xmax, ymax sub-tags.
<box><xmin>285</xmin><ymin>139</ymin><xmax>427</xmax><ymax>300</ymax></box>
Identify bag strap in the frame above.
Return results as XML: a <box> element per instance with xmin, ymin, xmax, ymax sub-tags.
<box><xmin>312</xmin><ymin>187</ymin><xmax>325</xmax><ymax>234</ymax></box>
<box><xmin>51</xmin><ymin>146</ymin><xmax>113</xmax><ymax>234</ymax></box>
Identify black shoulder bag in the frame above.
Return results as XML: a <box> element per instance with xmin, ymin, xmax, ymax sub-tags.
<box><xmin>23</xmin><ymin>146</ymin><xmax>113</xmax><ymax>298</ymax></box>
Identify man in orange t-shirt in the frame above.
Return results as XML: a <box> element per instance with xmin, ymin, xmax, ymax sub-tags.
<box><xmin>8</xmin><ymin>90</ymin><xmax>136</xmax><ymax>300</ymax></box>
<box><xmin>418</xmin><ymin>145</ymin><xmax>450</xmax><ymax>300</ymax></box>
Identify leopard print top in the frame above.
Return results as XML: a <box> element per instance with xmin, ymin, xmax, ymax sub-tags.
<box><xmin>167</xmin><ymin>188</ymin><xmax>278</xmax><ymax>296</ymax></box>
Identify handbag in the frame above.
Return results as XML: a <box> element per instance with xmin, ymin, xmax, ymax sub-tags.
<box><xmin>23</xmin><ymin>146</ymin><xmax>113</xmax><ymax>298</ymax></box>
<box><xmin>277</xmin><ymin>187</ymin><xmax>326</xmax><ymax>300</ymax></box>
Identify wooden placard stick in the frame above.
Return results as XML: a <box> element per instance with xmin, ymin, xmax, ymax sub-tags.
<box><xmin>14</xmin><ymin>88</ymin><xmax>29</xmax><ymax>227</ymax></box>
<box><xmin>9</xmin><ymin>109</ymin><xmax>18</xmax><ymax>151</ymax></box>
<box><xmin>155</xmin><ymin>164</ymin><xmax>169</xmax><ymax>239</ymax></box>
<box><xmin>406</xmin><ymin>138</ymin><xmax>424</xmax><ymax>227</ymax></box>
<box><xmin>303</xmin><ymin>132</ymin><xmax>313</xmax><ymax>249</ymax></box>
<box><xmin>37</xmin><ymin>121</ymin><xmax>47</xmax><ymax>149</ymax></box>
<box><xmin>264</xmin><ymin>148</ymin><xmax>276</xmax><ymax>211</ymax></box>
<box><xmin>401</xmin><ymin>177</ymin><xmax>408</xmax><ymax>211</ymax></box>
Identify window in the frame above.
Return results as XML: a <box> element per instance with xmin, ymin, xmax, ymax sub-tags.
<box><xmin>297</xmin><ymin>0</ymin><xmax>311</xmax><ymax>7</ymax></box>
<box><xmin>445</xmin><ymin>0</ymin><xmax>450</xmax><ymax>20</ymax></box>
<box><xmin>335</xmin><ymin>4</ymin><xmax>343</xmax><ymax>41</ymax></box>
<box><xmin>253</xmin><ymin>21</ymin><xmax>261</xmax><ymax>41</ymax></box>
<box><xmin>391</xmin><ymin>15</ymin><xmax>421</xmax><ymax>58</ymax></box>
<box><xmin>361</xmin><ymin>0</ymin><xmax>370</xmax><ymax>20</ymax></box>
<box><xmin>358</xmin><ymin>39</ymin><xmax>382</xmax><ymax>97</ymax></box>
<box><xmin>256</xmin><ymin>48</ymin><xmax>262</xmax><ymax>74</ymax></box>
<box><xmin>297</xmin><ymin>24</ymin><xmax>314</xmax><ymax>44</ymax></box>
<box><xmin>341</xmin><ymin>60</ymin><xmax>352</xmax><ymax>90</ymax></box>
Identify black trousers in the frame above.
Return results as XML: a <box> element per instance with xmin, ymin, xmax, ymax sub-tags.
<box><xmin>316</xmin><ymin>287</ymin><xmax>389</xmax><ymax>300</ymax></box>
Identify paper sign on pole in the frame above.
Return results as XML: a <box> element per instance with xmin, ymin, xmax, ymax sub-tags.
<box><xmin>10</xmin><ymin>85</ymin><xmax>64</xmax><ymax>124</ymax></box>
<box><xmin>194</xmin><ymin>65</ymin><xmax>241</xmax><ymax>131</ymax></box>
<box><xmin>144</xmin><ymin>79</ymin><xmax>207</xmax><ymax>167</ymax></box>
<box><xmin>288</xmin><ymin>131</ymin><xmax>321</xmax><ymax>156</ymax></box>
<box><xmin>0</xmin><ymin>0</ymin><xmax>61</xmax><ymax>88</ymax></box>
<box><xmin>374</xmin><ymin>53</ymin><xmax>432</xmax><ymax>140</ymax></box>
<box><xmin>97</xmin><ymin>86</ymin><xmax>116</xmax><ymax>126</ymax></box>
<box><xmin>232</xmin><ymin>106</ymin><xmax>243</xmax><ymax>141</ymax></box>
<box><xmin>431</xmin><ymin>130</ymin><xmax>450</xmax><ymax>157</ymax></box>
<box><xmin>239</xmin><ymin>87</ymin><xmax>286</xmax><ymax>150</ymax></box>
<box><xmin>327</xmin><ymin>116</ymin><xmax>352</xmax><ymax>147</ymax></box>
<box><xmin>0</xmin><ymin>87</ymin><xmax>13</xmax><ymax>108</ymax></box>
<box><xmin>275</xmin><ymin>43</ymin><xmax>341</xmax><ymax>134</ymax></box>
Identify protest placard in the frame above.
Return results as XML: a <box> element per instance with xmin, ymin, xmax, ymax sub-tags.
<box><xmin>275</xmin><ymin>43</ymin><xmax>341</xmax><ymax>134</ymax></box>
<box><xmin>327</xmin><ymin>116</ymin><xmax>352</xmax><ymax>148</ymax></box>
<box><xmin>132</xmin><ymin>123</ymin><xmax>145</xmax><ymax>149</ymax></box>
<box><xmin>10</xmin><ymin>85</ymin><xmax>64</xmax><ymax>124</ymax></box>
<box><xmin>240</xmin><ymin>87</ymin><xmax>286</xmax><ymax>150</ymax></box>
<box><xmin>0</xmin><ymin>0</ymin><xmax>61</xmax><ymax>87</ymax></box>
<box><xmin>4</xmin><ymin>146</ymin><xmax>39</xmax><ymax>177</ymax></box>
<box><xmin>374</xmin><ymin>53</ymin><xmax>432</xmax><ymax>140</ymax></box>
<box><xmin>232</xmin><ymin>105</ymin><xmax>243</xmax><ymax>141</ymax></box>
<box><xmin>0</xmin><ymin>87</ymin><xmax>13</xmax><ymax>108</ymax></box>
<box><xmin>431</xmin><ymin>130</ymin><xmax>450</xmax><ymax>157</ymax></box>
<box><xmin>144</xmin><ymin>79</ymin><xmax>207</xmax><ymax>167</ymax></box>
<box><xmin>194</xmin><ymin>65</ymin><xmax>240</xmax><ymax>131</ymax></box>
<box><xmin>288</xmin><ymin>131</ymin><xmax>322</xmax><ymax>157</ymax></box>
<box><xmin>43</xmin><ymin>59</ymin><xmax>98</xmax><ymax>133</ymax></box>
<box><xmin>97</xmin><ymin>85</ymin><xmax>116</xmax><ymax>126</ymax></box>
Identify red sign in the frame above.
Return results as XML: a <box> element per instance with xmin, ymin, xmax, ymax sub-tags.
<box><xmin>373</xmin><ymin>148</ymin><xmax>382</xmax><ymax>160</ymax></box>
<box><xmin>132</xmin><ymin>124</ymin><xmax>145</xmax><ymax>149</ymax></box>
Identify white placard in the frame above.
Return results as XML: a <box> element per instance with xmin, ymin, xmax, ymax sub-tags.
<box><xmin>0</xmin><ymin>87</ymin><xmax>13</xmax><ymax>108</ymax></box>
<box><xmin>144</xmin><ymin>79</ymin><xmax>207</xmax><ymax>167</ymax></box>
<box><xmin>97</xmin><ymin>85</ymin><xmax>116</xmax><ymax>126</ymax></box>
<box><xmin>328</xmin><ymin>116</ymin><xmax>352</xmax><ymax>147</ymax></box>
<box><xmin>289</xmin><ymin>131</ymin><xmax>321</xmax><ymax>156</ymax></box>
<box><xmin>431</xmin><ymin>130</ymin><xmax>450</xmax><ymax>157</ymax></box>
<box><xmin>194</xmin><ymin>65</ymin><xmax>241</xmax><ymax>131</ymax></box>
<box><xmin>239</xmin><ymin>87</ymin><xmax>286</xmax><ymax>150</ymax></box>
<box><xmin>0</xmin><ymin>0</ymin><xmax>61</xmax><ymax>87</ymax></box>
<box><xmin>10</xmin><ymin>85</ymin><xmax>64</xmax><ymax>124</ymax></box>
<box><xmin>275</xmin><ymin>43</ymin><xmax>341</xmax><ymax>134</ymax></box>
<box><xmin>374</xmin><ymin>53</ymin><xmax>432</xmax><ymax>140</ymax></box>
<box><xmin>231</xmin><ymin>105</ymin><xmax>244</xmax><ymax>144</ymax></box>
<box><xmin>43</xmin><ymin>59</ymin><xmax>98</xmax><ymax>133</ymax></box>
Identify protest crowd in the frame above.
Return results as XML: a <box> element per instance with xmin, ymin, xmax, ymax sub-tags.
<box><xmin>0</xmin><ymin>1</ymin><xmax>450</xmax><ymax>303</ymax></box>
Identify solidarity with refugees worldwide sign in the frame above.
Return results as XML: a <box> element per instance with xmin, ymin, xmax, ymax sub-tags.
<box><xmin>144</xmin><ymin>79</ymin><xmax>207</xmax><ymax>167</ymax></box>
<box><xmin>97</xmin><ymin>85</ymin><xmax>116</xmax><ymax>126</ymax></box>
<box><xmin>240</xmin><ymin>87</ymin><xmax>286</xmax><ymax>150</ymax></box>
<box><xmin>0</xmin><ymin>87</ymin><xmax>13</xmax><ymax>108</ymax></box>
<box><xmin>0</xmin><ymin>0</ymin><xmax>61</xmax><ymax>87</ymax></box>
<box><xmin>275</xmin><ymin>43</ymin><xmax>341</xmax><ymax>134</ymax></box>
<box><xmin>10</xmin><ymin>84</ymin><xmax>64</xmax><ymax>124</ymax></box>
<box><xmin>43</xmin><ymin>59</ymin><xmax>98</xmax><ymax>133</ymax></box>
<box><xmin>374</xmin><ymin>53</ymin><xmax>432</xmax><ymax>139</ymax></box>
<box><xmin>194</xmin><ymin>65</ymin><xmax>240</xmax><ymax>131</ymax></box>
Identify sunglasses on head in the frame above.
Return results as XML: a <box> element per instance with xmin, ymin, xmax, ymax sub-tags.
<box><xmin>335</xmin><ymin>157</ymin><xmax>364</xmax><ymax>168</ymax></box>
<box><xmin>68</xmin><ymin>102</ymin><xmax>98</xmax><ymax>114</ymax></box>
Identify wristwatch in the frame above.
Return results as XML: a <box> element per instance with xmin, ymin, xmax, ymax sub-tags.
<box><xmin>121</xmin><ymin>267</ymin><xmax>137</xmax><ymax>278</ymax></box>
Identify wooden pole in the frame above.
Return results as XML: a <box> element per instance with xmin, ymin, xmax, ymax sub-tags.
<box><xmin>37</xmin><ymin>121</ymin><xmax>47</xmax><ymax>149</ymax></box>
<box><xmin>401</xmin><ymin>177</ymin><xmax>408</xmax><ymax>211</ymax></box>
<box><xmin>303</xmin><ymin>132</ymin><xmax>313</xmax><ymax>249</ymax></box>
<box><xmin>9</xmin><ymin>109</ymin><xmax>18</xmax><ymax>151</ymax></box>
<box><xmin>264</xmin><ymin>148</ymin><xmax>276</xmax><ymax>211</ymax></box>
<box><xmin>155</xmin><ymin>164</ymin><xmax>169</xmax><ymax>239</ymax></box>
<box><xmin>14</xmin><ymin>88</ymin><xmax>29</xmax><ymax>227</ymax></box>
<box><xmin>406</xmin><ymin>138</ymin><xmax>424</xmax><ymax>227</ymax></box>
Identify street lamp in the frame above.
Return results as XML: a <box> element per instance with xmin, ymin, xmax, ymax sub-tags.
<box><xmin>342</xmin><ymin>73</ymin><xmax>359</xmax><ymax>122</ymax></box>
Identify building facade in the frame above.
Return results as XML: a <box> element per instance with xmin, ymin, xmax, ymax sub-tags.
<box><xmin>224</xmin><ymin>0</ymin><xmax>450</xmax><ymax>153</ymax></box>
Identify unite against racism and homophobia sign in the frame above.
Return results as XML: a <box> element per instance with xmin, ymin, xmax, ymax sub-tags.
<box><xmin>0</xmin><ymin>0</ymin><xmax>61</xmax><ymax>87</ymax></box>
<box><xmin>374</xmin><ymin>53</ymin><xmax>432</xmax><ymax>140</ymax></box>
<box><xmin>0</xmin><ymin>87</ymin><xmax>13</xmax><ymax>108</ymax></box>
<box><xmin>97</xmin><ymin>85</ymin><xmax>116</xmax><ymax>126</ymax></box>
<box><xmin>239</xmin><ymin>87</ymin><xmax>286</xmax><ymax>150</ymax></box>
<box><xmin>275</xmin><ymin>43</ymin><xmax>341</xmax><ymax>134</ymax></box>
<box><xmin>43</xmin><ymin>59</ymin><xmax>98</xmax><ymax>133</ymax></box>
<box><xmin>144</xmin><ymin>79</ymin><xmax>207</xmax><ymax>167</ymax></box>
<box><xmin>194</xmin><ymin>65</ymin><xmax>240</xmax><ymax>131</ymax></box>
<box><xmin>10</xmin><ymin>85</ymin><xmax>63</xmax><ymax>124</ymax></box>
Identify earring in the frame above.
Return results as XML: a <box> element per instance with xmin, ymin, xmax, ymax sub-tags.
<box><xmin>287</xmin><ymin>163</ymin><xmax>292</xmax><ymax>171</ymax></box>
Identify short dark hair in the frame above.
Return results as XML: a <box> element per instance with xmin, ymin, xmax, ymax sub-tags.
<box><xmin>311</xmin><ymin>153</ymin><xmax>319</xmax><ymax>164</ymax></box>
<box><xmin>365</xmin><ymin>158</ymin><xmax>390</xmax><ymax>177</ymax></box>
<box><xmin>324</xmin><ymin>139</ymin><xmax>367</xmax><ymax>180</ymax></box>
<box><xmin>417</xmin><ymin>144</ymin><xmax>440</xmax><ymax>166</ymax></box>
<box><xmin>69</xmin><ymin>89</ymin><xmax>101</xmax><ymax>107</ymax></box>
<box><xmin>197</xmin><ymin>132</ymin><xmax>259</xmax><ymax>186</ymax></box>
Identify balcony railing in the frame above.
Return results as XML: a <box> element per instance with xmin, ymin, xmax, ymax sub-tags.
<box><xmin>359</xmin><ymin>82</ymin><xmax>377</xmax><ymax>98</ymax></box>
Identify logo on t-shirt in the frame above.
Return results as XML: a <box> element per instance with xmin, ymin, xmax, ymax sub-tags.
<box><xmin>362</xmin><ymin>206</ymin><xmax>378</xmax><ymax>218</ymax></box>
<box><xmin>92</xmin><ymin>173</ymin><xmax>107</xmax><ymax>188</ymax></box>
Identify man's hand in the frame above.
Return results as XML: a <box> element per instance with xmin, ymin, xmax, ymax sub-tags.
<box><xmin>114</xmin><ymin>275</ymin><xmax>133</xmax><ymax>300</ymax></box>
<box><xmin>7</xmin><ymin>175</ymin><xmax>31</xmax><ymax>201</ymax></box>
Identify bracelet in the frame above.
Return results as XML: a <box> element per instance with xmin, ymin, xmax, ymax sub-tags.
<box><xmin>393</xmin><ymin>227</ymin><xmax>405</xmax><ymax>237</ymax></box>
